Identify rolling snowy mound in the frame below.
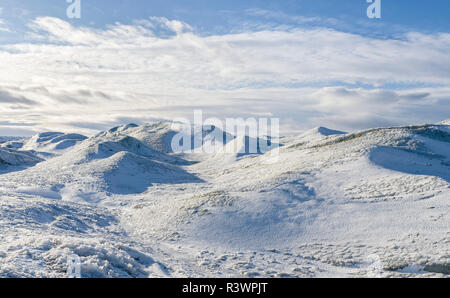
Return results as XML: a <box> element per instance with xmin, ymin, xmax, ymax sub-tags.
<box><xmin>299</xmin><ymin>126</ymin><xmax>346</xmax><ymax>140</ymax></box>
<box><xmin>0</xmin><ymin>129</ymin><xmax>202</xmax><ymax>200</ymax></box>
<box><xmin>0</xmin><ymin>137</ymin><xmax>25</xmax><ymax>150</ymax></box>
<box><xmin>65</xmin><ymin>131</ymin><xmax>184</xmax><ymax>165</ymax></box>
<box><xmin>22</xmin><ymin>132</ymin><xmax>87</xmax><ymax>153</ymax></box>
<box><xmin>0</xmin><ymin>147</ymin><xmax>42</xmax><ymax>167</ymax></box>
<box><xmin>108</xmin><ymin>122</ymin><xmax>178</xmax><ymax>153</ymax></box>
<box><xmin>0</xmin><ymin>121</ymin><xmax>448</xmax><ymax>278</ymax></box>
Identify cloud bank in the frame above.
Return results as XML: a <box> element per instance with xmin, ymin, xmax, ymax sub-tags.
<box><xmin>0</xmin><ymin>16</ymin><xmax>449</xmax><ymax>135</ymax></box>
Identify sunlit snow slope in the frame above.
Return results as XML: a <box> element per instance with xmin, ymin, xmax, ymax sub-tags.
<box><xmin>0</xmin><ymin>121</ymin><xmax>448</xmax><ymax>277</ymax></box>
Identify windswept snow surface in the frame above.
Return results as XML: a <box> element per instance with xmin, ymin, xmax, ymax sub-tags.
<box><xmin>0</xmin><ymin>121</ymin><xmax>449</xmax><ymax>277</ymax></box>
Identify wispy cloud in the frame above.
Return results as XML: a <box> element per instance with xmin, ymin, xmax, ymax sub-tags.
<box><xmin>245</xmin><ymin>8</ymin><xmax>328</xmax><ymax>26</ymax></box>
<box><xmin>0</xmin><ymin>89</ymin><xmax>39</xmax><ymax>106</ymax></box>
<box><xmin>0</xmin><ymin>8</ymin><xmax>9</xmax><ymax>33</ymax></box>
<box><xmin>0</xmin><ymin>16</ymin><xmax>448</xmax><ymax>135</ymax></box>
<box><xmin>0</xmin><ymin>22</ymin><xmax>8</xmax><ymax>32</ymax></box>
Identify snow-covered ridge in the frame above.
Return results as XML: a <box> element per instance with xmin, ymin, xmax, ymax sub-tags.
<box><xmin>0</xmin><ymin>121</ymin><xmax>448</xmax><ymax>277</ymax></box>
<box><xmin>301</xmin><ymin>126</ymin><xmax>346</xmax><ymax>138</ymax></box>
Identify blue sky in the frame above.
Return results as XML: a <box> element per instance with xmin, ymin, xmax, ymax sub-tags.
<box><xmin>1</xmin><ymin>0</ymin><xmax>449</xmax><ymax>38</ymax></box>
<box><xmin>0</xmin><ymin>1</ymin><xmax>449</xmax><ymax>135</ymax></box>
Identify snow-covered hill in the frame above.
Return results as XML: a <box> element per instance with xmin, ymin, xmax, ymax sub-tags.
<box><xmin>21</xmin><ymin>132</ymin><xmax>87</xmax><ymax>153</ymax></box>
<box><xmin>0</xmin><ymin>121</ymin><xmax>448</xmax><ymax>277</ymax></box>
<box><xmin>0</xmin><ymin>147</ymin><xmax>42</xmax><ymax>167</ymax></box>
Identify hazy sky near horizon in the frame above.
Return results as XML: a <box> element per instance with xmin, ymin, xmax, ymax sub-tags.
<box><xmin>0</xmin><ymin>0</ymin><xmax>449</xmax><ymax>136</ymax></box>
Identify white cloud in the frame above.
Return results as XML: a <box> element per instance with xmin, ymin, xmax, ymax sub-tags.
<box><xmin>0</xmin><ymin>17</ymin><xmax>449</xmax><ymax>135</ymax></box>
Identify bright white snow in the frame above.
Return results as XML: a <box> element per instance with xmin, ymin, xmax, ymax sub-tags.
<box><xmin>0</xmin><ymin>121</ymin><xmax>448</xmax><ymax>277</ymax></box>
